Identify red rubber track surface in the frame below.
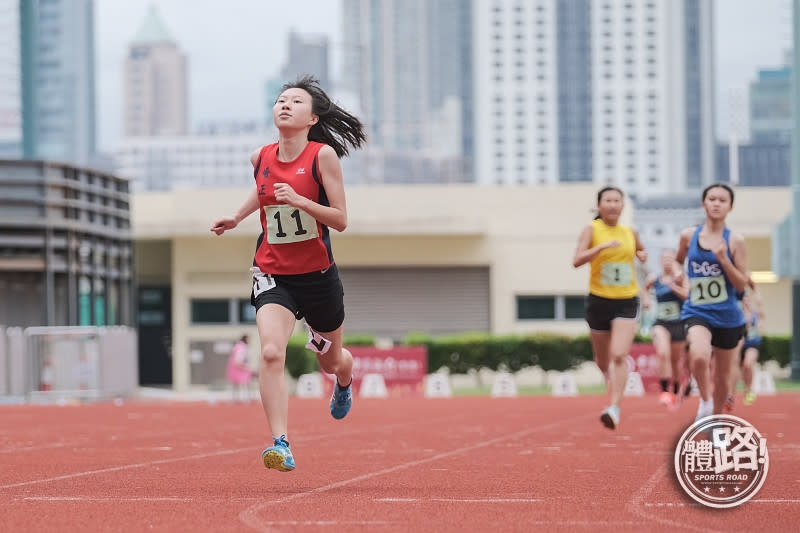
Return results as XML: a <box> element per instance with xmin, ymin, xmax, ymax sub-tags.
<box><xmin>1</xmin><ymin>394</ymin><xmax>798</xmax><ymax>532</ymax></box>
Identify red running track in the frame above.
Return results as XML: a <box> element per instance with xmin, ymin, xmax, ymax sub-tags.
<box><xmin>1</xmin><ymin>393</ymin><xmax>799</xmax><ymax>532</ymax></box>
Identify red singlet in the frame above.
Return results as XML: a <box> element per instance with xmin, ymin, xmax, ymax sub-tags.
<box><xmin>252</xmin><ymin>141</ymin><xmax>334</xmax><ymax>275</ymax></box>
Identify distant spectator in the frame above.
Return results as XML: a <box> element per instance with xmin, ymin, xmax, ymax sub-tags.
<box><xmin>226</xmin><ymin>335</ymin><xmax>253</xmax><ymax>402</ymax></box>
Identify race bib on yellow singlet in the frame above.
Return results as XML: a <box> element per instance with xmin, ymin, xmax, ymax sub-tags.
<box><xmin>601</xmin><ymin>262</ymin><xmax>632</xmax><ymax>286</ymax></box>
<box><xmin>264</xmin><ymin>205</ymin><xmax>318</xmax><ymax>244</ymax></box>
<box><xmin>689</xmin><ymin>276</ymin><xmax>728</xmax><ymax>305</ymax></box>
<box><xmin>657</xmin><ymin>301</ymin><xmax>681</xmax><ymax>321</ymax></box>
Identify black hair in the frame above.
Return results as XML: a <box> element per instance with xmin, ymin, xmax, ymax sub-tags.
<box><xmin>593</xmin><ymin>186</ymin><xmax>624</xmax><ymax>219</ymax></box>
<box><xmin>279</xmin><ymin>75</ymin><xmax>366</xmax><ymax>158</ymax></box>
<box><xmin>701</xmin><ymin>183</ymin><xmax>735</xmax><ymax>206</ymax></box>
<box><xmin>240</xmin><ymin>334</ymin><xmax>249</xmax><ymax>343</ymax></box>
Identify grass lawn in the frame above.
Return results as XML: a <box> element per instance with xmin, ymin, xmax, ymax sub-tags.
<box><xmin>775</xmin><ymin>379</ymin><xmax>800</xmax><ymax>391</ymax></box>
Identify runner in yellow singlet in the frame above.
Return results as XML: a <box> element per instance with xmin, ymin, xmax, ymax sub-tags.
<box><xmin>573</xmin><ymin>186</ymin><xmax>647</xmax><ymax>430</ymax></box>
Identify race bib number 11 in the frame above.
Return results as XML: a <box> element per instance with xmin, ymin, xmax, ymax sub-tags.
<box><xmin>265</xmin><ymin>205</ymin><xmax>318</xmax><ymax>244</ymax></box>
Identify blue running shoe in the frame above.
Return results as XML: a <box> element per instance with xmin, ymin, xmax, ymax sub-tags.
<box><xmin>261</xmin><ymin>435</ymin><xmax>295</xmax><ymax>472</ymax></box>
<box><xmin>330</xmin><ymin>380</ymin><xmax>352</xmax><ymax>420</ymax></box>
<box><xmin>600</xmin><ymin>405</ymin><xmax>620</xmax><ymax>430</ymax></box>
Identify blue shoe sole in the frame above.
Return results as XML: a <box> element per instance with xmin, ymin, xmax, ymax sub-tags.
<box><xmin>330</xmin><ymin>407</ymin><xmax>350</xmax><ymax>420</ymax></box>
<box><xmin>262</xmin><ymin>450</ymin><xmax>295</xmax><ymax>472</ymax></box>
<box><xmin>330</xmin><ymin>388</ymin><xmax>352</xmax><ymax>420</ymax></box>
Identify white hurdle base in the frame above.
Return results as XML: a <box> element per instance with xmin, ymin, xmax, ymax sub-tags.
<box><xmin>623</xmin><ymin>371</ymin><xmax>645</xmax><ymax>396</ymax></box>
<box><xmin>551</xmin><ymin>372</ymin><xmax>578</xmax><ymax>397</ymax></box>
<box><xmin>491</xmin><ymin>372</ymin><xmax>518</xmax><ymax>397</ymax></box>
<box><xmin>425</xmin><ymin>373</ymin><xmax>453</xmax><ymax>398</ymax></box>
<box><xmin>359</xmin><ymin>373</ymin><xmax>389</xmax><ymax>398</ymax></box>
<box><xmin>295</xmin><ymin>373</ymin><xmax>324</xmax><ymax>398</ymax></box>
<box><xmin>752</xmin><ymin>370</ymin><xmax>776</xmax><ymax>395</ymax></box>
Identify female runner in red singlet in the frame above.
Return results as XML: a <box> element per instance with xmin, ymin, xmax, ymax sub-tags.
<box><xmin>211</xmin><ymin>76</ymin><xmax>366</xmax><ymax>472</ymax></box>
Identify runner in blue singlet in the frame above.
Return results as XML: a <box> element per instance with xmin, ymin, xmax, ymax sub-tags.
<box><xmin>675</xmin><ymin>184</ymin><xmax>748</xmax><ymax>423</ymax></box>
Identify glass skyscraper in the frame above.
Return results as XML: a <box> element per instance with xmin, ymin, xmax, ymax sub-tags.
<box><xmin>20</xmin><ymin>0</ymin><xmax>96</xmax><ymax>165</ymax></box>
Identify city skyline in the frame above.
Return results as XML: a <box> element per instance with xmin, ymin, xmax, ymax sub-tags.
<box><xmin>95</xmin><ymin>0</ymin><xmax>789</xmax><ymax>152</ymax></box>
<box><xmin>96</xmin><ymin>0</ymin><xmax>339</xmax><ymax>151</ymax></box>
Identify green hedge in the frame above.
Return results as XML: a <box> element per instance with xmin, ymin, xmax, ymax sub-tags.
<box><xmin>284</xmin><ymin>333</ymin><xmax>377</xmax><ymax>377</ymax></box>
<box><xmin>280</xmin><ymin>331</ymin><xmax>792</xmax><ymax>377</ymax></box>
<box><xmin>404</xmin><ymin>332</ymin><xmax>793</xmax><ymax>373</ymax></box>
<box><xmin>760</xmin><ymin>335</ymin><xmax>792</xmax><ymax>367</ymax></box>
<box><xmin>404</xmin><ymin>332</ymin><xmax>593</xmax><ymax>373</ymax></box>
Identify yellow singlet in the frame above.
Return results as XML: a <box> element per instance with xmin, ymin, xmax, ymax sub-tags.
<box><xmin>588</xmin><ymin>218</ymin><xmax>638</xmax><ymax>299</ymax></box>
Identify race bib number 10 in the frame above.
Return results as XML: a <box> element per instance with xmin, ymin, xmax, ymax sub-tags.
<box><xmin>265</xmin><ymin>205</ymin><xmax>318</xmax><ymax>244</ymax></box>
<box><xmin>690</xmin><ymin>276</ymin><xmax>728</xmax><ymax>305</ymax></box>
<box><xmin>601</xmin><ymin>262</ymin><xmax>632</xmax><ymax>286</ymax></box>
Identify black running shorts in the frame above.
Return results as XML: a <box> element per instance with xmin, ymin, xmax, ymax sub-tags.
<box><xmin>585</xmin><ymin>294</ymin><xmax>640</xmax><ymax>331</ymax></box>
<box><xmin>251</xmin><ymin>264</ymin><xmax>345</xmax><ymax>333</ymax></box>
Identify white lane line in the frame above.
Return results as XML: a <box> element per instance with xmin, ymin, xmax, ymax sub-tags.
<box><xmin>644</xmin><ymin>499</ymin><xmax>800</xmax><ymax>507</ymax></box>
<box><xmin>254</xmin><ymin>522</ymin><xmax>394</xmax><ymax>527</ymax></box>
<box><xmin>0</xmin><ymin>446</ymin><xmax>253</xmax><ymax>490</ymax></box>
<box><xmin>0</xmin><ymin>441</ymin><xmax>81</xmax><ymax>454</ymax></box>
<box><xmin>0</xmin><ymin>413</ymin><xmax>472</xmax><ymax>492</ymax></box>
<box><xmin>526</xmin><ymin>521</ymin><xmax>644</xmax><ymax>527</ymax></box>
<box><xmin>23</xmin><ymin>496</ymin><xmax>193</xmax><ymax>502</ymax></box>
<box><xmin>238</xmin><ymin>413</ymin><xmax>592</xmax><ymax>532</ymax></box>
<box><xmin>644</xmin><ymin>502</ymin><xmax>702</xmax><ymax>508</ymax></box>
<box><xmin>626</xmin><ymin>465</ymin><xmax>725</xmax><ymax>533</ymax></box>
<box><xmin>374</xmin><ymin>498</ymin><xmax>540</xmax><ymax>503</ymax></box>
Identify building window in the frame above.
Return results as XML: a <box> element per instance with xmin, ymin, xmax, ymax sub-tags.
<box><xmin>517</xmin><ymin>296</ymin><xmax>555</xmax><ymax>319</ymax></box>
<box><xmin>564</xmin><ymin>296</ymin><xmax>585</xmax><ymax>319</ymax></box>
<box><xmin>191</xmin><ymin>299</ymin><xmax>230</xmax><ymax>324</ymax></box>
<box><xmin>238</xmin><ymin>299</ymin><xmax>256</xmax><ymax>324</ymax></box>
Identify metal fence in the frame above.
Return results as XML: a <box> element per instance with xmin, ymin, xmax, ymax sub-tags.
<box><xmin>0</xmin><ymin>326</ymin><xmax>138</xmax><ymax>403</ymax></box>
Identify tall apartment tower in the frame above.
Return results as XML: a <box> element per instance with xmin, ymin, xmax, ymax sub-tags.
<box><xmin>473</xmin><ymin>0</ymin><xmax>715</xmax><ymax>197</ymax></box>
<box><xmin>124</xmin><ymin>6</ymin><xmax>188</xmax><ymax>137</ymax></box>
<box><xmin>281</xmin><ymin>31</ymin><xmax>330</xmax><ymax>89</ymax></box>
<box><xmin>19</xmin><ymin>0</ymin><xmax>96</xmax><ymax>165</ymax></box>
<box><xmin>264</xmin><ymin>31</ymin><xmax>332</xmax><ymax>120</ymax></box>
<box><xmin>749</xmin><ymin>64</ymin><xmax>792</xmax><ymax>144</ymax></box>
<box><xmin>339</xmin><ymin>0</ymin><xmax>473</xmax><ymax>178</ymax></box>
<box><xmin>0</xmin><ymin>0</ymin><xmax>21</xmax><ymax>157</ymax></box>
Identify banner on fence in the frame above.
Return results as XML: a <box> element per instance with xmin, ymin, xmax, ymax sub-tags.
<box><xmin>628</xmin><ymin>343</ymin><xmax>663</xmax><ymax>394</ymax></box>
<box><xmin>323</xmin><ymin>345</ymin><xmax>427</xmax><ymax>398</ymax></box>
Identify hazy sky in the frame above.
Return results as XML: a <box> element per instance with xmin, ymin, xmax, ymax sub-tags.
<box><xmin>95</xmin><ymin>0</ymin><xmax>790</xmax><ymax>152</ymax></box>
<box><xmin>95</xmin><ymin>0</ymin><xmax>340</xmax><ymax>150</ymax></box>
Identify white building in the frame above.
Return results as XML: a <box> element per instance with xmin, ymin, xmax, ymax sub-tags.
<box><xmin>338</xmin><ymin>0</ymin><xmax>474</xmax><ymax>180</ymax></box>
<box><xmin>473</xmin><ymin>0</ymin><xmax>715</xmax><ymax>198</ymax></box>
<box><xmin>114</xmin><ymin>130</ymin><xmax>274</xmax><ymax>192</ymax></box>
<box><xmin>0</xmin><ymin>0</ymin><xmax>21</xmax><ymax>156</ymax></box>
<box><xmin>19</xmin><ymin>0</ymin><xmax>96</xmax><ymax>165</ymax></box>
<box><xmin>124</xmin><ymin>6</ymin><xmax>188</xmax><ymax>137</ymax></box>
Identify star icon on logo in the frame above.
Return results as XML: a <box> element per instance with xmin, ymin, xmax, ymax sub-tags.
<box><xmin>704</xmin><ymin>487</ymin><xmax>711</xmax><ymax>493</ymax></box>
<box><xmin>719</xmin><ymin>487</ymin><xmax>725</xmax><ymax>493</ymax></box>
<box><xmin>734</xmin><ymin>487</ymin><xmax>740</xmax><ymax>492</ymax></box>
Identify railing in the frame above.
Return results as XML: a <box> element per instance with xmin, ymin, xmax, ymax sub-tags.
<box><xmin>0</xmin><ymin>326</ymin><xmax>138</xmax><ymax>403</ymax></box>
